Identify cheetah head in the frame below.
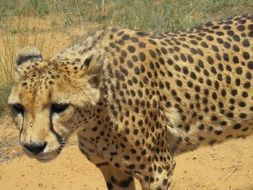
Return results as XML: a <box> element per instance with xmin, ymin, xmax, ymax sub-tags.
<box><xmin>8</xmin><ymin>46</ymin><xmax>103</xmax><ymax>161</ymax></box>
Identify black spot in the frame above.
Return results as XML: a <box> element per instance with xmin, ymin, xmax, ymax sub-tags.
<box><xmin>227</xmin><ymin>30</ymin><xmax>234</xmax><ymax>36</ymax></box>
<box><xmin>244</xmin><ymin>81</ymin><xmax>251</xmax><ymax>89</ymax></box>
<box><xmin>211</xmin><ymin>115</ymin><xmax>218</xmax><ymax>121</ymax></box>
<box><xmin>106</xmin><ymin>182</ymin><xmax>113</xmax><ymax>190</ymax></box>
<box><xmin>119</xmin><ymin>177</ymin><xmax>133</xmax><ymax>188</ymax></box>
<box><xmin>176</xmin><ymin>80</ymin><xmax>183</xmax><ymax>87</ymax></box>
<box><xmin>225</xmin><ymin>75</ymin><xmax>231</xmax><ymax>84</ymax></box>
<box><xmin>248</xmin><ymin>61</ymin><xmax>253</xmax><ymax>69</ymax></box>
<box><xmin>242</xmin><ymin>39</ymin><xmax>250</xmax><ymax>47</ymax></box>
<box><xmin>246</xmin><ymin>72</ymin><xmax>252</xmax><ymax>79</ymax></box>
<box><xmin>231</xmin><ymin>89</ymin><xmax>237</xmax><ymax>96</ymax></box>
<box><xmin>214</xmin><ymin>130</ymin><xmax>222</xmax><ymax>135</ymax></box>
<box><xmin>242</xmin><ymin>91</ymin><xmax>248</xmax><ymax>98</ymax></box>
<box><xmin>132</xmin><ymin>55</ymin><xmax>138</xmax><ymax>62</ymax></box>
<box><xmin>122</xmin><ymin>34</ymin><xmax>129</xmax><ymax>40</ymax></box>
<box><xmin>223</xmin><ymin>53</ymin><xmax>229</xmax><ymax>62</ymax></box>
<box><xmin>235</xmin><ymin>78</ymin><xmax>241</xmax><ymax>86</ymax></box>
<box><xmin>206</xmin><ymin>35</ymin><xmax>214</xmax><ymax>41</ymax></box>
<box><xmin>121</xmin><ymin>50</ymin><xmax>127</xmax><ymax>58</ymax></box>
<box><xmin>249</xmin><ymin>31</ymin><xmax>253</xmax><ymax>37</ymax></box>
<box><xmin>237</xmin><ymin>25</ymin><xmax>245</xmax><ymax>31</ymax></box>
<box><xmin>220</xmin><ymin>121</ymin><xmax>227</xmax><ymax>126</ymax></box>
<box><xmin>210</xmin><ymin>66</ymin><xmax>217</xmax><ymax>74</ymax></box>
<box><xmin>233</xmin><ymin>56</ymin><xmax>239</xmax><ymax>64</ymax></box>
<box><xmin>148</xmin><ymin>39</ymin><xmax>157</xmax><ymax>45</ymax></box>
<box><xmin>209</xmin><ymin>140</ymin><xmax>217</xmax><ymax>145</ymax></box>
<box><xmin>223</xmin><ymin>42</ymin><xmax>231</xmax><ymax>49</ymax></box>
<box><xmin>22</xmin><ymin>82</ymin><xmax>28</xmax><ymax>86</ymax></box>
<box><xmin>235</xmin><ymin>67</ymin><xmax>243</xmax><ymax>75</ymax></box>
<box><xmin>232</xmin><ymin>35</ymin><xmax>240</xmax><ymax>42</ymax></box>
<box><xmin>201</xmin><ymin>41</ymin><xmax>208</xmax><ymax>48</ymax></box>
<box><xmin>211</xmin><ymin>45</ymin><xmax>219</xmax><ymax>52</ymax></box>
<box><xmin>127</xmin><ymin>45</ymin><xmax>136</xmax><ymax>53</ymax></box>
<box><xmin>180</xmin><ymin>54</ymin><xmax>186</xmax><ymax>61</ymax></box>
<box><xmin>226</xmin><ymin>112</ymin><xmax>234</xmax><ymax>118</ymax></box>
<box><xmin>233</xmin><ymin>123</ymin><xmax>241</xmax><ymax>129</ymax></box>
<box><xmin>182</xmin><ymin>66</ymin><xmax>189</xmax><ymax>75</ymax></box>
<box><xmin>207</xmin><ymin>56</ymin><xmax>214</xmax><ymax>64</ymax></box>
<box><xmin>243</xmin><ymin>52</ymin><xmax>250</xmax><ymax>60</ymax></box>
<box><xmin>139</xmin><ymin>42</ymin><xmax>146</xmax><ymax>48</ymax></box>
<box><xmin>149</xmin><ymin>50</ymin><xmax>157</xmax><ymax>58</ymax></box>
<box><xmin>139</xmin><ymin>52</ymin><xmax>146</xmax><ymax>62</ymax></box>
<box><xmin>232</xmin><ymin>44</ymin><xmax>240</xmax><ymax>52</ymax></box>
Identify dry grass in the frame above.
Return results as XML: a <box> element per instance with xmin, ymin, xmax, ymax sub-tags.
<box><xmin>0</xmin><ymin>17</ymin><xmax>57</xmax><ymax>115</ymax></box>
<box><xmin>0</xmin><ymin>114</ymin><xmax>23</xmax><ymax>162</ymax></box>
<box><xmin>0</xmin><ymin>16</ymin><xmax>59</xmax><ymax>85</ymax></box>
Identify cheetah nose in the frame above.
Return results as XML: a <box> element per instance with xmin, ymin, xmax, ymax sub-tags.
<box><xmin>23</xmin><ymin>142</ymin><xmax>47</xmax><ymax>155</ymax></box>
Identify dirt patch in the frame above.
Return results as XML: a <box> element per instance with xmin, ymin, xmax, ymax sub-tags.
<box><xmin>173</xmin><ymin>137</ymin><xmax>253</xmax><ymax>190</ymax></box>
<box><xmin>0</xmin><ymin>136</ymin><xmax>253</xmax><ymax>190</ymax></box>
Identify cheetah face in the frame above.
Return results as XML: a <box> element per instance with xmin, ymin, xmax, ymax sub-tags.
<box><xmin>8</xmin><ymin>46</ymin><xmax>103</xmax><ymax>161</ymax></box>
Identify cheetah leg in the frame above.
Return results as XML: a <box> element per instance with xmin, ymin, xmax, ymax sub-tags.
<box><xmin>136</xmin><ymin>159</ymin><xmax>176</xmax><ymax>190</ymax></box>
<box><xmin>97</xmin><ymin>162</ymin><xmax>136</xmax><ymax>190</ymax></box>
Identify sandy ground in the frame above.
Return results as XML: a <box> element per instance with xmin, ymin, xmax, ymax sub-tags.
<box><xmin>1</xmin><ymin>119</ymin><xmax>253</xmax><ymax>190</ymax></box>
<box><xmin>0</xmin><ymin>136</ymin><xmax>253</xmax><ymax>190</ymax></box>
<box><xmin>1</xmin><ymin>17</ymin><xmax>253</xmax><ymax>190</ymax></box>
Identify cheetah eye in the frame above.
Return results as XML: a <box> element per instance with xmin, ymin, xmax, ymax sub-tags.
<box><xmin>51</xmin><ymin>103</ymin><xmax>69</xmax><ymax>114</ymax></box>
<box><xmin>11</xmin><ymin>103</ymin><xmax>24</xmax><ymax>115</ymax></box>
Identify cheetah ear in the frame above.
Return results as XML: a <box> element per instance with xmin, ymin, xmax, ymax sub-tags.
<box><xmin>14</xmin><ymin>46</ymin><xmax>43</xmax><ymax>81</ymax></box>
<box><xmin>83</xmin><ymin>54</ymin><xmax>104</xmax><ymax>88</ymax></box>
<box><xmin>16</xmin><ymin>46</ymin><xmax>43</xmax><ymax>65</ymax></box>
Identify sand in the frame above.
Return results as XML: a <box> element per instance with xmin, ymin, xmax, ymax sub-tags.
<box><xmin>1</xmin><ymin>129</ymin><xmax>253</xmax><ymax>190</ymax></box>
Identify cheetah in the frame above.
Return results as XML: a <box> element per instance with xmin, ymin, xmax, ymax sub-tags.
<box><xmin>8</xmin><ymin>14</ymin><xmax>253</xmax><ymax>189</ymax></box>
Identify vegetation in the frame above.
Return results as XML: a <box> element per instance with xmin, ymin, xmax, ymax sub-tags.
<box><xmin>0</xmin><ymin>0</ymin><xmax>252</xmax><ymax>114</ymax></box>
<box><xmin>1</xmin><ymin>0</ymin><xmax>253</xmax><ymax>31</ymax></box>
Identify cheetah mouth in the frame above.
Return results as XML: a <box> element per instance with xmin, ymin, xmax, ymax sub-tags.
<box><xmin>22</xmin><ymin>144</ymin><xmax>64</xmax><ymax>162</ymax></box>
<box><xmin>34</xmin><ymin>147</ymin><xmax>63</xmax><ymax>162</ymax></box>
<box><xmin>35</xmin><ymin>140</ymin><xmax>66</xmax><ymax>161</ymax></box>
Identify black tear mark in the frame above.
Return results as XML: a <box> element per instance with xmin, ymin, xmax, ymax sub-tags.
<box><xmin>106</xmin><ymin>182</ymin><xmax>113</xmax><ymax>190</ymax></box>
<box><xmin>83</xmin><ymin>55</ymin><xmax>93</xmax><ymax>66</ymax></box>
<box><xmin>49</xmin><ymin>110</ymin><xmax>63</xmax><ymax>145</ymax></box>
<box><xmin>16</xmin><ymin>54</ymin><xmax>42</xmax><ymax>65</ymax></box>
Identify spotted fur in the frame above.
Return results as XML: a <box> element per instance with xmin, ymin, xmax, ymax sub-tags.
<box><xmin>8</xmin><ymin>14</ymin><xmax>253</xmax><ymax>189</ymax></box>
